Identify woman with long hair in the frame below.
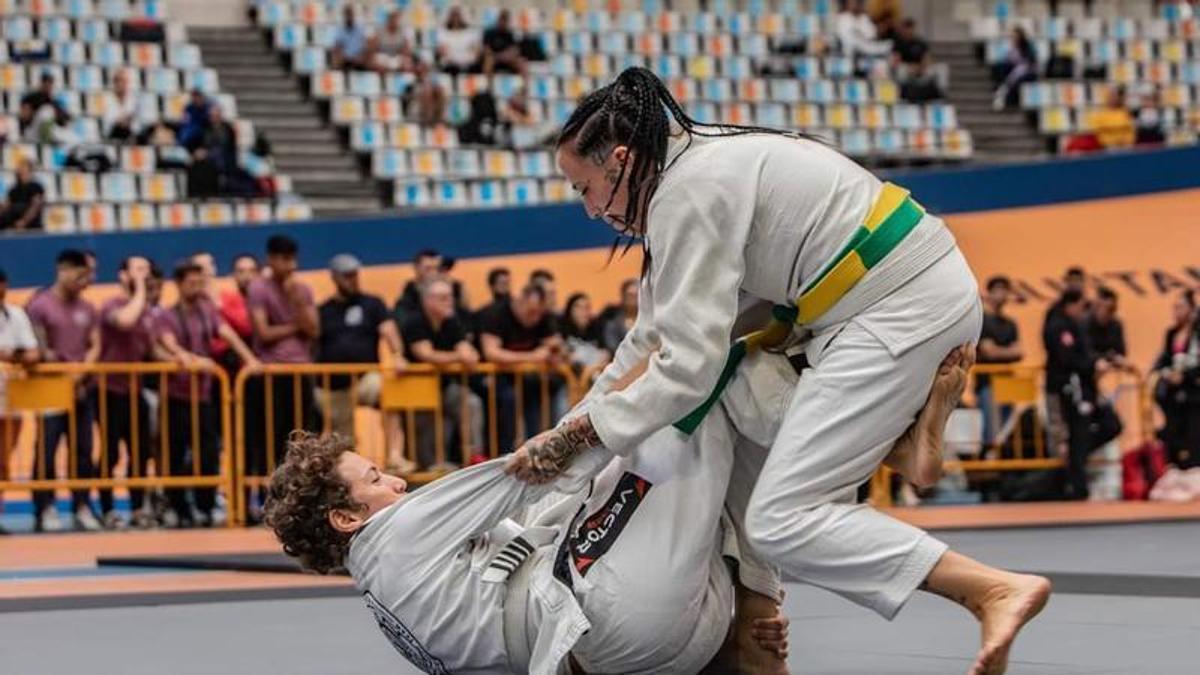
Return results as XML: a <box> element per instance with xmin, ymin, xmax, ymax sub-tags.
<box><xmin>507</xmin><ymin>67</ymin><xmax>1049</xmax><ymax>674</ymax></box>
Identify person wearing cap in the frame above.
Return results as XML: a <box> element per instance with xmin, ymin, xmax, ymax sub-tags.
<box><xmin>316</xmin><ymin>254</ymin><xmax>414</xmax><ymax>474</ymax></box>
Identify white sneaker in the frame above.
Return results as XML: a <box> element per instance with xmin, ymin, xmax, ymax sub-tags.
<box><xmin>74</xmin><ymin>506</ymin><xmax>102</xmax><ymax>532</ymax></box>
<box><xmin>159</xmin><ymin>508</ymin><xmax>179</xmax><ymax>529</ymax></box>
<box><xmin>38</xmin><ymin>506</ymin><xmax>63</xmax><ymax>533</ymax></box>
<box><xmin>102</xmin><ymin>511</ymin><xmax>128</xmax><ymax>530</ymax></box>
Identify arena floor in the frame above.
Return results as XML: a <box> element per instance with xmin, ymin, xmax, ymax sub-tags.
<box><xmin>2</xmin><ymin>516</ymin><xmax>1198</xmax><ymax>674</ymax></box>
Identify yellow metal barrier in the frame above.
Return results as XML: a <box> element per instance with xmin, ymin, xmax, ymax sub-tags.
<box><xmin>0</xmin><ymin>361</ymin><xmax>234</xmax><ymax>526</ymax></box>
<box><xmin>233</xmin><ymin>362</ymin><xmax>581</xmax><ymax>525</ymax></box>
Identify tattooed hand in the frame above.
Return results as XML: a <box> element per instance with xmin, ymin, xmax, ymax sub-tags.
<box><xmin>505</xmin><ymin>415</ymin><xmax>603</xmax><ymax>483</ymax></box>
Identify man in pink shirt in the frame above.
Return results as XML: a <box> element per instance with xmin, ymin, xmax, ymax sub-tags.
<box><xmin>25</xmin><ymin>249</ymin><xmax>101</xmax><ymax>532</ymax></box>
<box><xmin>244</xmin><ymin>235</ymin><xmax>319</xmax><ymax>521</ymax></box>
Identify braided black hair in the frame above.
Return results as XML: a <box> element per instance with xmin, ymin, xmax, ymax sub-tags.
<box><xmin>557</xmin><ymin>66</ymin><xmax>810</xmax><ymax>237</ymax></box>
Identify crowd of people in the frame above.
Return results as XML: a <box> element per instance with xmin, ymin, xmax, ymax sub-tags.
<box><xmin>976</xmin><ymin>267</ymin><xmax>1200</xmax><ymax>501</ymax></box>
<box><xmin>0</xmin><ymin>242</ymin><xmax>638</xmax><ymax>532</ymax></box>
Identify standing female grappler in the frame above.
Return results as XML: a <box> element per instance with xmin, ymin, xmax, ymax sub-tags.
<box><xmin>507</xmin><ymin>67</ymin><xmax>1051</xmax><ymax>675</ymax></box>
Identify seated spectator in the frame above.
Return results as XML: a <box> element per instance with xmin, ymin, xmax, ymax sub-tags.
<box><xmin>246</xmin><ymin>134</ymin><xmax>278</xmax><ymax>198</ymax></box>
<box><xmin>500</xmin><ymin>86</ymin><xmax>549</xmax><ymax>148</ymax></box>
<box><xmin>370</xmin><ymin>10</ymin><xmax>418</xmax><ymax>74</ymax></box>
<box><xmin>18</xmin><ymin>72</ymin><xmax>70</xmax><ymax>139</ymax></box>
<box><xmin>315</xmin><ymin>254</ymin><xmax>411</xmax><ymax>473</ymax></box>
<box><xmin>178</xmin><ymin>89</ymin><xmax>211</xmax><ymax>149</ymax></box>
<box><xmin>602</xmin><ymin>279</ymin><xmax>639</xmax><ymax>354</ymax></box>
<box><xmin>0</xmin><ymin>159</ymin><xmax>45</xmax><ymax>232</ymax></box>
<box><xmin>1087</xmin><ymin>86</ymin><xmax>1135</xmax><ymax>150</ymax></box>
<box><xmin>893</xmin><ymin>18</ymin><xmax>944</xmax><ymax>103</ymax></box>
<box><xmin>458</xmin><ymin>90</ymin><xmax>501</xmax><ymax>145</ymax></box>
<box><xmin>157</xmin><ymin>261</ymin><xmax>258</xmax><ymax>528</ymax></box>
<box><xmin>402</xmin><ymin>61</ymin><xmax>448</xmax><ymax>128</ymax></box>
<box><xmin>482</xmin><ymin>9</ymin><xmax>528</xmax><ymax>77</ymax></box>
<box><xmin>104</xmin><ymin>69</ymin><xmax>143</xmax><ymax>143</ymax></box>
<box><xmin>0</xmin><ymin>267</ymin><xmax>40</xmax><ymax>535</ymax></box>
<box><xmin>1135</xmin><ymin>85</ymin><xmax>1167</xmax><ymax>146</ymax></box>
<box><xmin>560</xmin><ymin>292</ymin><xmax>608</xmax><ymax>370</ymax></box>
<box><xmin>201</xmin><ymin>105</ymin><xmax>238</xmax><ymax>175</ymax></box>
<box><xmin>479</xmin><ymin>284</ymin><xmax>565</xmax><ymax>453</ymax></box>
<box><xmin>835</xmin><ymin>0</ymin><xmax>892</xmax><ymax>61</ymax></box>
<box><xmin>402</xmin><ymin>278</ymin><xmax>485</xmax><ymax>469</ymax></box>
<box><xmin>992</xmin><ymin>27</ymin><xmax>1038</xmax><ymax>110</ymax></box>
<box><xmin>331</xmin><ymin>5</ymin><xmax>370</xmax><ymax>71</ymax></box>
<box><xmin>436</xmin><ymin>6</ymin><xmax>482</xmax><ymax>74</ymax></box>
<box><xmin>870</xmin><ymin>0</ymin><xmax>902</xmax><ymax>40</ymax></box>
<box><xmin>1088</xmin><ymin>286</ymin><xmax>1129</xmax><ymax>369</ymax></box>
<box><xmin>1154</xmin><ymin>290</ymin><xmax>1199</xmax><ymax>468</ymax></box>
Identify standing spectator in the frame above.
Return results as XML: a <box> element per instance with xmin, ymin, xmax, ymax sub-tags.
<box><xmin>402</xmin><ymin>61</ymin><xmax>449</xmax><ymax>127</ymax></box>
<box><xmin>529</xmin><ymin>269</ymin><xmax>558</xmax><ymax>314</ymax></box>
<box><xmin>157</xmin><ymin>262</ymin><xmax>258</xmax><ymax>527</ymax></box>
<box><xmin>835</xmin><ymin>0</ymin><xmax>893</xmax><ymax>60</ymax></box>
<box><xmin>315</xmin><ymin>254</ymin><xmax>411</xmax><ymax>473</ymax></box>
<box><xmin>1088</xmin><ymin>286</ymin><xmax>1128</xmax><ymax>368</ymax></box>
<box><xmin>486</xmin><ymin>267</ymin><xmax>512</xmax><ymax>307</ymax></box>
<box><xmin>1135</xmin><ymin>85</ymin><xmax>1167</xmax><ymax>145</ymax></box>
<box><xmin>0</xmin><ymin>158</ymin><xmax>46</xmax><ymax>232</ymax></box>
<box><xmin>992</xmin><ymin>27</ymin><xmax>1038</xmax><ymax>110</ymax></box>
<box><xmin>369</xmin><ymin>10</ymin><xmax>418</xmax><ymax>74</ymax></box>
<box><xmin>1154</xmin><ymin>290</ymin><xmax>1199</xmax><ymax>468</ymax></box>
<box><xmin>482</xmin><ymin>9</ymin><xmax>529</xmax><ymax>77</ymax></box>
<box><xmin>1044</xmin><ymin>266</ymin><xmax>1089</xmax><ymax>328</ymax></box>
<box><xmin>244</xmin><ymin>235</ymin><xmax>319</xmax><ymax>521</ymax></box>
<box><xmin>95</xmin><ymin>257</ymin><xmax>167</xmax><ymax>529</ymax></box>
<box><xmin>402</xmin><ymin>278</ymin><xmax>485</xmax><ymax>469</ymax></box>
<box><xmin>0</xmin><ymin>268</ymin><xmax>39</xmax><ymax>535</ymax></box>
<box><xmin>976</xmin><ymin>276</ymin><xmax>1024</xmax><ymax>445</ymax></box>
<box><xmin>560</xmin><ymin>292</ymin><xmax>608</xmax><ymax>370</ymax></box>
<box><xmin>103</xmin><ymin>69</ymin><xmax>143</xmax><ymax>143</ymax></box>
<box><xmin>331</xmin><ymin>5</ymin><xmax>370</xmax><ymax>71</ymax></box>
<box><xmin>18</xmin><ymin>72</ymin><xmax>69</xmax><ymax>138</ymax></box>
<box><xmin>436</xmin><ymin>6</ymin><xmax>483</xmax><ymax>75</ymax></box>
<box><xmin>219</xmin><ymin>253</ymin><xmax>259</xmax><ymax>362</ymax></box>
<box><xmin>602</xmin><ymin>279</ymin><xmax>639</xmax><ymax>354</ymax></box>
<box><xmin>1087</xmin><ymin>86</ymin><xmax>1135</xmax><ymax>150</ymax></box>
<box><xmin>178</xmin><ymin>89</ymin><xmax>211</xmax><ymax>149</ymax></box>
<box><xmin>26</xmin><ymin>249</ymin><xmax>101</xmax><ymax>532</ymax></box>
<box><xmin>1043</xmin><ymin>289</ymin><xmax>1104</xmax><ymax>500</ymax></box>
<box><xmin>479</xmin><ymin>284</ymin><xmax>565</xmax><ymax>452</ymax></box>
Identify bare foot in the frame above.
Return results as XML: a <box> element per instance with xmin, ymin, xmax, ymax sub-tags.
<box><xmin>885</xmin><ymin>342</ymin><xmax>975</xmax><ymax>489</ymax></box>
<box><xmin>969</xmin><ymin>573</ymin><xmax>1052</xmax><ymax>675</ymax></box>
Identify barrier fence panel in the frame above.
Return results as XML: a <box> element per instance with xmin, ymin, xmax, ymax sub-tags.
<box><xmin>0</xmin><ymin>362</ymin><xmax>234</xmax><ymax>527</ymax></box>
<box><xmin>233</xmin><ymin>363</ymin><xmax>581</xmax><ymax>525</ymax></box>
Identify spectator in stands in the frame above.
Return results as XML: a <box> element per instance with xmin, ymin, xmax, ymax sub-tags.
<box><xmin>402</xmin><ymin>278</ymin><xmax>485</xmax><ymax>469</ymax></box>
<box><xmin>529</xmin><ymin>269</ymin><xmax>558</xmax><ymax>314</ymax></box>
<box><xmin>370</xmin><ymin>10</ymin><xmax>419</xmax><ymax>74</ymax></box>
<box><xmin>332</xmin><ymin>5</ymin><xmax>370</xmax><ymax>71</ymax></box>
<box><xmin>26</xmin><ymin>249</ymin><xmax>101</xmax><ymax>532</ymax></box>
<box><xmin>835</xmin><ymin>0</ymin><xmax>893</xmax><ymax>61</ymax></box>
<box><xmin>202</xmin><ymin>105</ymin><xmax>244</xmax><ymax>190</ymax></box>
<box><xmin>869</xmin><ymin>0</ymin><xmax>902</xmax><ymax>40</ymax></box>
<box><xmin>402</xmin><ymin>61</ymin><xmax>448</xmax><ymax>128</ymax></box>
<box><xmin>315</xmin><ymin>254</ymin><xmax>411</xmax><ymax>473</ymax></box>
<box><xmin>95</xmin><ymin>257</ymin><xmax>167</xmax><ymax>529</ymax></box>
<box><xmin>18</xmin><ymin>72</ymin><xmax>69</xmax><ymax>139</ymax></box>
<box><xmin>178</xmin><ymin>89</ymin><xmax>211</xmax><ymax>149</ymax></box>
<box><xmin>892</xmin><ymin>18</ymin><xmax>943</xmax><ymax>103</ymax></box>
<box><xmin>560</xmin><ymin>292</ymin><xmax>608</xmax><ymax>370</ymax></box>
<box><xmin>436</xmin><ymin>6</ymin><xmax>483</xmax><ymax>75</ymax></box>
<box><xmin>458</xmin><ymin>90</ymin><xmax>502</xmax><ymax>145</ymax></box>
<box><xmin>395</xmin><ymin>249</ymin><xmax>468</xmax><ymax>326</ymax></box>
<box><xmin>1135</xmin><ymin>86</ymin><xmax>1167</xmax><ymax>146</ymax></box>
<box><xmin>479</xmin><ymin>283</ymin><xmax>565</xmax><ymax>453</ymax></box>
<box><xmin>0</xmin><ymin>267</ymin><xmax>40</xmax><ymax>535</ymax></box>
<box><xmin>482</xmin><ymin>9</ymin><xmax>529</xmax><ymax>78</ymax></box>
<box><xmin>104</xmin><ymin>69</ymin><xmax>143</xmax><ymax>143</ymax></box>
<box><xmin>602</xmin><ymin>279</ymin><xmax>639</xmax><ymax>354</ymax></box>
<box><xmin>1154</xmin><ymin>290</ymin><xmax>1199</xmax><ymax>468</ymax></box>
<box><xmin>1088</xmin><ymin>286</ymin><xmax>1129</xmax><ymax>368</ymax></box>
<box><xmin>0</xmin><ymin>158</ymin><xmax>45</xmax><ymax>232</ymax></box>
<box><xmin>244</xmin><ymin>235</ymin><xmax>319</xmax><ymax>522</ymax></box>
<box><xmin>976</xmin><ymin>276</ymin><xmax>1024</xmax><ymax>445</ymax></box>
<box><xmin>992</xmin><ymin>27</ymin><xmax>1038</xmax><ymax>110</ymax></box>
<box><xmin>500</xmin><ymin>85</ymin><xmax>548</xmax><ymax>149</ymax></box>
<box><xmin>157</xmin><ymin>262</ymin><xmax>258</xmax><ymax>528</ymax></box>
<box><xmin>1044</xmin><ymin>288</ymin><xmax>1106</xmax><ymax>500</ymax></box>
<box><xmin>487</xmin><ymin>267</ymin><xmax>512</xmax><ymax>307</ymax></box>
<box><xmin>1088</xmin><ymin>86</ymin><xmax>1136</xmax><ymax>150</ymax></box>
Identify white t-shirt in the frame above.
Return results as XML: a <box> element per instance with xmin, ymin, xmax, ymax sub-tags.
<box><xmin>0</xmin><ymin>303</ymin><xmax>38</xmax><ymax>412</ymax></box>
<box><xmin>438</xmin><ymin>28</ymin><xmax>481</xmax><ymax>67</ymax></box>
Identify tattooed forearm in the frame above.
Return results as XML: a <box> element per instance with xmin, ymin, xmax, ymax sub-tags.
<box><xmin>527</xmin><ymin>414</ymin><xmax>602</xmax><ymax>479</ymax></box>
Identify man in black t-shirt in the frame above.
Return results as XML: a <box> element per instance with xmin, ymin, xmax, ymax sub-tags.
<box><xmin>402</xmin><ymin>278</ymin><xmax>484</xmax><ymax>468</ymax></box>
<box><xmin>481</xmin><ymin>9</ymin><xmax>528</xmax><ymax>77</ymax></box>
<box><xmin>1087</xmin><ymin>286</ymin><xmax>1128</xmax><ymax>367</ymax></box>
<box><xmin>18</xmin><ymin>72</ymin><xmax>69</xmax><ymax>135</ymax></box>
<box><xmin>892</xmin><ymin>19</ymin><xmax>944</xmax><ymax>103</ymax></box>
<box><xmin>479</xmin><ymin>283</ymin><xmax>565</xmax><ymax>453</ymax></box>
<box><xmin>316</xmin><ymin>254</ymin><xmax>411</xmax><ymax>472</ymax></box>
<box><xmin>0</xmin><ymin>159</ymin><xmax>45</xmax><ymax>231</ymax></box>
<box><xmin>976</xmin><ymin>276</ymin><xmax>1024</xmax><ymax>444</ymax></box>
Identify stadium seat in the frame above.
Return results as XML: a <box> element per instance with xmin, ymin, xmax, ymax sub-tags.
<box><xmin>372</xmin><ymin>148</ymin><xmax>407</xmax><ymax>179</ymax></box>
<box><xmin>119</xmin><ymin>203</ymin><xmax>157</xmax><ymax>231</ymax></box>
<box><xmin>157</xmin><ymin>202</ymin><xmax>195</xmax><ymax>229</ymax></box>
<box><xmin>395</xmin><ymin>179</ymin><xmax>431</xmax><ymax>208</ymax></box>
<box><xmin>140</xmin><ymin>173</ymin><xmax>178</xmax><ymax>202</ymax></box>
<box><xmin>446</xmin><ymin>148</ymin><xmax>481</xmax><ymax>178</ymax></box>
<box><xmin>470</xmin><ymin>180</ymin><xmax>505</xmax><ymax>208</ymax></box>
<box><xmin>197</xmin><ymin>202</ymin><xmax>234</xmax><ymax>226</ymax></box>
<box><xmin>100</xmin><ymin>171</ymin><xmax>137</xmax><ymax>203</ymax></box>
<box><xmin>78</xmin><ymin>202</ymin><xmax>116</xmax><ymax>232</ymax></box>
<box><xmin>332</xmin><ymin>96</ymin><xmax>365</xmax><ymax>124</ymax></box>
<box><xmin>411</xmin><ymin>149</ymin><xmax>444</xmax><ymax>177</ymax></box>
<box><xmin>43</xmin><ymin>204</ymin><xmax>77</xmax><ymax>233</ymax></box>
<box><xmin>60</xmin><ymin>171</ymin><xmax>98</xmax><ymax>202</ymax></box>
<box><xmin>237</xmin><ymin>201</ymin><xmax>273</xmax><ymax>224</ymax></box>
<box><xmin>433</xmin><ymin>180</ymin><xmax>466</xmax><ymax>207</ymax></box>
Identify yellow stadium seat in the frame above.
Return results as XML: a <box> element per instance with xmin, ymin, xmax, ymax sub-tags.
<box><xmin>563</xmin><ymin>77</ymin><xmax>592</xmax><ymax>100</ymax></box>
<box><xmin>163</xmin><ymin>93</ymin><xmax>189</xmax><ymax>120</ymax></box>
<box><xmin>61</xmin><ymin>172</ymin><xmax>98</xmax><ymax>202</ymax></box>
<box><xmin>688</xmin><ymin>56</ymin><xmax>715</xmax><ymax>79</ymax></box>
<box><xmin>791</xmin><ymin>104</ymin><xmax>822</xmax><ymax>128</ymax></box>
<box><xmin>1162</xmin><ymin>40</ymin><xmax>1186</xmax><ymax>63</ymax></box>
<box><xmin>0</xmin><ymin>64</ymin><xmax>25</xmax><ymax>91</ymax></box>
<box><xmin>333</xmin><ymin>96</ymin><xmax>365</xmax><ymax>124</ymax></box>
<box><xmin>141</xmin><ymin>174</ymin><xmax>177</xmax><ymax>202</ymax></box>
<box><xmin>484</xmin><ymin>150</ymin><xmax>516</xmax><ymax>178</ymax></box>
<box><xmin>43</xmin><ymin>205</ymin><xmax>77</xmax><ymax>233</ymax></box>
<box><xmin>275</xmin><ymin>203</ymin><xmax>313</xmax><ymax>221</ymax></box>
<box><xmin>583</xmin><ymin>54</ymin><xmax>610</xmax><ymax>79</ymax></box>
<box><xmin>198</xmin><ymin>203</ymin><xmax>235</xmax><ymax>226</ymax></box>
<box><xmin>1040</xmin><ymin>107</ymin><xmax>1071</xmax><ymax>133</ymax></box>
<box><xmin>758</xmin><ymin>13</ymin><xmax>785</xmax><ymax>36</ymax></box>
<box><xmin>873</xmin><ymin>80</ymin><xmax>899</xmax><ymax>104</ymax></box>
<box><xmin>825</xmin><ymin>104</ymin><xmax>854</xmax><ymax>129</ymax></box>
<box><xmin>542</xmin><ymin>178</ymin><xmax>572</xmax><ymax>202</ymax></box>
<box><xmin>412</xmin><ymin>150</ymin><xmax>444</xmax><ymax>177</ymax></box>
<box><xmin>119</xmin><ymin>203</ymin><xmax>157</xmax><ymax>231</ymax></box>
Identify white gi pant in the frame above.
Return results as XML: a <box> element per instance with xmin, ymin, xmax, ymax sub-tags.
<box><xmin>745</xmin><ymin>246</ymin><xmax>983</xmax><ymax>619</ymax></box>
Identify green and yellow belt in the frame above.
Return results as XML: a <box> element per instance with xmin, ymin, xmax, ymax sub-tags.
<box><xmin>674</xmin><ymin>182</ymin><xmax>926</xmax><ymax>433</ymax></box>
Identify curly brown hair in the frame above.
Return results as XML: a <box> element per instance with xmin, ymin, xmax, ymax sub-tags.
<box><xmin>264</xmin><ymin>431</ymin><xmax>361</xmax><ymax>575</ymax></box>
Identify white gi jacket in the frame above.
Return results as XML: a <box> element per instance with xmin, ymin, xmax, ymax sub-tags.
<box><xmin>586</xmin><ymin>133</ymin><xmax>959</xmax><ymax>454</ymax></box>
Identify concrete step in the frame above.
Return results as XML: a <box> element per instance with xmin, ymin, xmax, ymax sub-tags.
<box><xmin>233</xmin><ymin>91</ymin><xmax>309</xmax><ymax>105</ymax></box>
<box><xmin>269</xmin><ymin>144</ymin><xmax>348</xmax><ymax>158</ymax></box>
<box><xmin>258</xmin><ymin>128</ymin><xmax>342</xmax><ymax>144</ymax></box>
<box><xmin>930</xmin><ymin>41</ymin><xmax>976</xmax><ymax>56</ymax></box>
<box><xmin>294</xmin><ymin>180</ymin><xmax>379</xmax><ymax>197</ymax></box>
<box><xmin>201</xmin><ymin>55</ymin><xmax>280</xmax><ymax>68</ymax></box>
<box><xmin>970</xmin><ymin>125</ymin><xmax>1040</xmax><ymax>139</ymax></box>
<box><xmin>246</xmin><ymin>116</ymin><xmax>326</xmax><ymax>131</ymax></box>
<box><xmin>308</xmin><ymin>197</ymin><xmax>385</xmax><ymax>214</ymax></box>
<box><xmin>275</xmin><ymin>156</ymin><xmax>361</xmax><ymax>172</ymax></box>
<box><xmin>238</xmin><ymin>103</ymin><xmax>320</xmax><ymax>118</ymax></box>
<box><xmin>957</xmin><ymin>113</ymin><xmax>1031</xmax><ymax>128</ymax></box>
